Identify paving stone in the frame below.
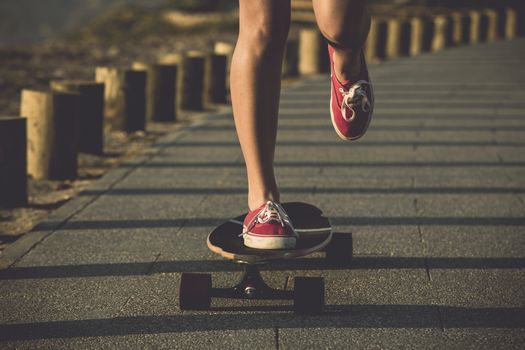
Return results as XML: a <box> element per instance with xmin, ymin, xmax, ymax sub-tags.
<box><xmin>421</xmin><ymin>226</ymin><xmax>525</xmax><ymax>258</ymax></box>
<box><xmin>415</xmin><ymin>194</ymin><xmax>525</xmax><ymax>217</ymax></box>
<box><xmin>429</xmin><ymin>269</ymin><xmax>525</xmax><ymax>308</ymax></box>
<box><xmin>0</xmin><ymin>276</ymin><xmax>145</xmax><ymax>323</ymax></box>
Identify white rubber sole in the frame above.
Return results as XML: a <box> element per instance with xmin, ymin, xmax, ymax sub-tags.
<box><xmin>243</xmin><ymin>232</ymin><xmax>297</xmax><ymax>250</ymax></box>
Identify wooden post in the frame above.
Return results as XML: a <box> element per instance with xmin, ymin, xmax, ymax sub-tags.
<box><xmin>459</xmin><ymin>12</ymin><xmax>471</xmax><ymax>45</ymax></box>
<box><xmin>95</xmin><ymin>67</ymin><xmax>124</xmax><ymax>131</ymax></box>
<box><xmin>375</xmin><ymin>19</ymin><xmax>388</xmax><ymax>60</ymax></box>
<box><xmin>365</xmin><ymin>17</ymin><xmax>380</xmax><ymax>62</ymax></box>
<box><xmin>411</xmin><ymin>16</ymin><xmax>434</xmax><ymax>55</ymax></box>
<box><xmin>484</xmin><ymin>9</ymin><xmax>499</xmax><ymax>42</ymax></box>
<box><xmin>95</xmin><ymin>67</ymin><xmax>146</xmax><ymax>132</ymax></box>
<box><xmin>179</xmin><ymin>51</ymin><xmax>206</xmax><ymax>111</ymax></box>
<box><xmin>125</xmin><ymin>70</ymin><xmax>147</xmax><ymax>132</ymax></box>
<box><xmin>386</xmin><ymin>18</ymin><xmax>402</xmax><ymax>59</ymax></box>
<box><xmin>505</xmin><ymin>7</ymin><xmax>518</xmax><ymax>39</ymax></box>
<box><xmin>204</xmin><ymin>53</ymin><xmax>227</xmax><ymax>104</ymax></box>
<box><xmin>298</xmin><ymin>28</ymin><xmax>328</xmax><ymax>75</ymax></box>
<box><xmin>386</xmin><ymin>18</ymin><xmax>411</xmax><ymax>59</ymax></box>
<box><xmin>450</xmin><ymin>12</ymin><xmax>464</xmax><ymax>46</ymax></box>
<box><xmin>282</xmin><ymin>38</ymin><xmax>299</xmax><ymax>77</ymax></box>
<box><xmin>50</xmin><ymin>80</ymin><xmax>104</xmax><ymax>155</ymax></box>
<box><xmin>21</xmin><ymin>90</ymin><xmax>79</xmax><ymax>180</ymax></box>
<box><xmin>214</xmin><ymin>42</ymin><xmax>234</xmax><ymax>99</ymax></box>
<box><xmin>410</xmin><ymin>17</ymin><xmax>424</xmax><ymax>56</ymax></box>
<box><xmin>469</xmin><ymin>10</ymin><xmax>482</xmax><ymax>44</ymax></box>
<box><xmin>432</xmin><ymin>15</ymin><xmax>450</xmax><ymax>52</ymax></box>
<box><xmin>158</xmin><ymin>53</ymin><xmax>185</xmax><ymax>65</ymax></box>
<box><xmin>0</xmin><ymin>117</ymin><xmax>27</xmax><ymax>208</ymax></box>
<box><xmin>132</xmin><ymin>62</ymin><xmax>177</xmax><ymax>122</ymax></box>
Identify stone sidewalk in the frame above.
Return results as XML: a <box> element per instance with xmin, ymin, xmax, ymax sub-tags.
<box><xmin>1</xmin><ymin>39</ymin><xmax>524</xmax><ymax>349</ymax></box>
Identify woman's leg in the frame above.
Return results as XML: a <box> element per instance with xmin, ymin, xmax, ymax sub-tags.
<box><xmin>313</xmin><ymin>0</ymin><xmax>374</xmax><ymax>141</ymax></box>
<box><xmin>231</xmin><ymin>0</ymin><xmax>290</xmax><ymax>211</ymax></box>
<box><xmin>312</xmin><ymin>0</ymin><xmax>370</xmax><ymax>82</ymax></box>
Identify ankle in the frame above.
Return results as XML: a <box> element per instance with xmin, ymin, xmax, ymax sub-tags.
<box><xmin>248</xmin><ymin>191</ymin><xmax>280</xmax><ymax>211</ymax></box>
<box><xmin>333</xmin><ymin>48</ymin><xmax>363</xmax><ymax>83</ymax></box>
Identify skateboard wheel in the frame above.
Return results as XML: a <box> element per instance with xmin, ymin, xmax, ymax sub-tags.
<box><xmin>325</xmin><ymin>232</ymin><xmax>353</xmax><ymax>264</ymax></box>
<box><xmin>293</xmin><ymin>277</ymin><xmax>324</xmax><ymax>315</ymax></box>
<box><xmin>179</xmin><ymin>273</ymin><xmax>212</xmax><ymax>310</ymax></box>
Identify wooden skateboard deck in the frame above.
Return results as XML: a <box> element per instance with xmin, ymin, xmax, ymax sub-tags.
<box><xmin>207</xmin><ymin>202</ymin><xmax>332</xmax><ymax>264</ymax></box>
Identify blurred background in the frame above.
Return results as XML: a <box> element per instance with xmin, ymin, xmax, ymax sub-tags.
<box><xmin>1</xmin><ymin>0</ymin><xmax>522</xmax><ymax>45</ymax></box>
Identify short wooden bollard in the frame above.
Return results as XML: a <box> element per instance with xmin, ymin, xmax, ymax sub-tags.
<box><xmin>386</xmin><ymin>18</ymin><xmax>411</xmax><ymax>58</ymax></box>
<box><xmin>469</xmin><ymin>10</ymin><xmax>482</xmax><ymax>44</ymax></box>
<box><xmin>214</xmin><ymin>42</ymin><xmax>234</xmax><ymax>66</ymax></box>
<box><xmin>386</xmin><ymin>18</ymin><xmax>401</xmax><ymax>58</ymax></box>
<box><xmin>132</xmin><ymin>62</ymin><xmax>177</xmax><ymax>122</ymax></box>
<box><xmin>375</xmin><ymin>19</ymin><xmax>388</xmax><ymax>60</ymax></box>
<box><xmin>158</xmin><ymin>53</ymin><xmax>184</xmax><ymax>66</ymax></box>
<box><xmin>178</xmin><ymin>51</ymin><xmax>206</xmax><ymax>111</ymax></box>
<box><xmin>505</xmin><ymin>7</ymin><xmax>517</xmax><ymax>39</ymax></box>
<box><xmin>125</xmin><ymin>70</ymin><xmax>147</xmax><ymax>132</ymax></box>
<box><xmin>450</xmin><ymin>12</ymin><xmax>464</xmax><ymax>46</ymax></box>
<box><xmin>365</xmin><ymin>17</ymin><xmax>388</xmax><ymax>62</ymax></box>
<box><xmin>432</xmin><ymin>15</ymin><xmax>451</xmax><ymax>52</ymax></box>
<box><xmin>298</xmin><ymin>28</ymin><xmax>329</xmax><ymax>75</ymax></box>
<box><xmin>0</xmin><ymin>117</ymin><xmax>27</xmax><ymax>208</ymax></box>
<box><xmin>50</xmin><ymin>80</ymin><xmax>104</xmax><ymax>155</ymax></box>
<box><xmin>282</xmin><ymin>39</ymin><xmax>299</xmax><ymax>77</ymax></box>
<box><xmin>204</xmin><ymin>53</ymin><xmax>227</xmax><ymax>104</ymax></box>
<box><xmin>214</xmin><ymin>42</ymin><xmax>234</xmax><ymax>97</ymax></box>
<box><xmin>21</xmin><ymin>90</ymin><xmax>79</xmax><ymax>180</ymax></box>
<box><xmin>410</xmin><ymin>16</ymin><xmax>433</xmax><ymax>55</ymax></box>
<box><xmin>365</xmin><ymin>17</ymin><xmax>380</xmax><ymax>62</ymax></box>
<box><xmin>95</xmin><ymin>67</ymin><xmax>146</xmax><ymax>132</ymax></box>
<box><xmin>484</xmin><ymin>9</ymin><xmax>499</xmax><ymax>42</ymax></box>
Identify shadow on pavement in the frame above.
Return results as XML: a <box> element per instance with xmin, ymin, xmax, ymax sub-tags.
<box><xmin>34</xmin><ymin>217</ymin><xmax>525</xmax><ymax>232</ymax></box>
<box><xmin>0</xmin><ymin>305</ymin><xmax>523</xmax><ymax>341</ymax></box>
<box><xmin>2</xmin><ymin>256</ymin><xmax>523</xmax><ymax>280</ymax></box>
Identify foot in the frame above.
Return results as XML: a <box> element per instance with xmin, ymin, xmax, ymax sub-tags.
<box><xmin>242</xmin><ymin>201</ymin><xmax>298</xmax><ymax>249</ymax></box>
<box><xmin>328</xmin><ymin>45</ymin><xmax>374</xmax><ymax>141</ymax></box>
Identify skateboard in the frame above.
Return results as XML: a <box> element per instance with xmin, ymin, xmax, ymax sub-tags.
<box><xmin>179</xmin><ymin>202</ymin><xmax>352</xmax><ymax>314</ymax></box>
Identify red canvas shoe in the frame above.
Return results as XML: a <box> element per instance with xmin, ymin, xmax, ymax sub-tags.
<box><xmin>328</xmin><ymin>45</ymin><xmax>374</xmax><ymax>141</ymax></box>
<box><xmin>242</xmin><ymin>201</ymin><xmax>298</xmax><ymax>249</ymax></box>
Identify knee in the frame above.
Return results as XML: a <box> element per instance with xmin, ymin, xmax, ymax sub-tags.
<box><xmin>319</xmin><ymin>25</ymin><xmax>363</xmax><ymax>49</ymax></box>
<box><xmin>318</xmin><ymin>14</ymin><xmax>371</xmax><ymax>49</ymax></box>
<box><xmin>240</xmin><ymin>14</ymin><xmax>290</xmax><ymax>55</ymax></box>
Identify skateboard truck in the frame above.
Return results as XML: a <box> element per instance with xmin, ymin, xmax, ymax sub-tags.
<box><xmin>179</xmin><ymin>264</ymin><xmax>325</xmax><ymax>314</ymax></box>
<box><xmin>212</xmin><ymin>264</ymin><xmax>293</xmax><ymax>300</ymax></box>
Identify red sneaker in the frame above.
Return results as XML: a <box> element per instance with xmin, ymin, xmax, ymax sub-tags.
<box><xmin>328</xmin><ymin>45</ymin><xmax>374</xmax><ymax>141</ymax></box>
<box><xmin>242</xmin><ymin>201</ymin><xmax>298</xmax><ymax>249</ymax></box>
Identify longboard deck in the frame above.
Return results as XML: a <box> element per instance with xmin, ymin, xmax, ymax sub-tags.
<box><xmin>207</xmin><ymin>202</ymin><xmax>332</xmax><ymax>264</ymax></box>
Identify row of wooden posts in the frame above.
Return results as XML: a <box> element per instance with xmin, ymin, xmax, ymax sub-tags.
<box><xmin>0</xmin><ymin>6</ymin><xmax>522</xmax><ymax>208</ymax></box>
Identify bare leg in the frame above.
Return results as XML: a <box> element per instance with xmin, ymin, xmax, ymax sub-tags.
<box><xmin>313</xmin><ymin>0</ymin><xmax>371</xmax><ymax>82</ymax></box>
<box><xmin>231</xmin><ymin>0</ymin><xmax>290</xmax><ymax>210</ymax></box>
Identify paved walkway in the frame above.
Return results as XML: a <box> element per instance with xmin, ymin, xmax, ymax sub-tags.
<box><xmin>1</xmin><ymin>39</ymin><xmax>525</xmax><ymax>349</ymax></box>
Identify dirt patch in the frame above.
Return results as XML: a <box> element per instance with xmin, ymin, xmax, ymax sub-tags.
<box><xmin>163</xmin><ymin>9</ymin><xmax>239</xmax><ymax>29</ymax></box>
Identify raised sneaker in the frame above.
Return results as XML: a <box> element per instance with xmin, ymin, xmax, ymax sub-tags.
<box><xmin>242</xmin><ymin>201</ymin><xmax>298</xmax><ymax>250</ymax></box>
<box><xmin>328</xmin><ymin>44</ymin><xmax>374</xmax><ymax>141</ymax></box>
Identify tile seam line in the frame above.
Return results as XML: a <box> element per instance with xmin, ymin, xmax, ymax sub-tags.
<box><xmin>0</xmin><ymin>108</ymin><xmax>235</xmax><ymax>270</ymax></box>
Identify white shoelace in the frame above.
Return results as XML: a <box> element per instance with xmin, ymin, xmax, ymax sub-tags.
<box><xmin>339</xmin><ymin>80</ymin><xmax>371</xmax><ymax>122</ymax></box>
<box><xmin>242</xmin><ymin>201</ymin><xmax>294</xmax><ymax>235</ymax></box>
